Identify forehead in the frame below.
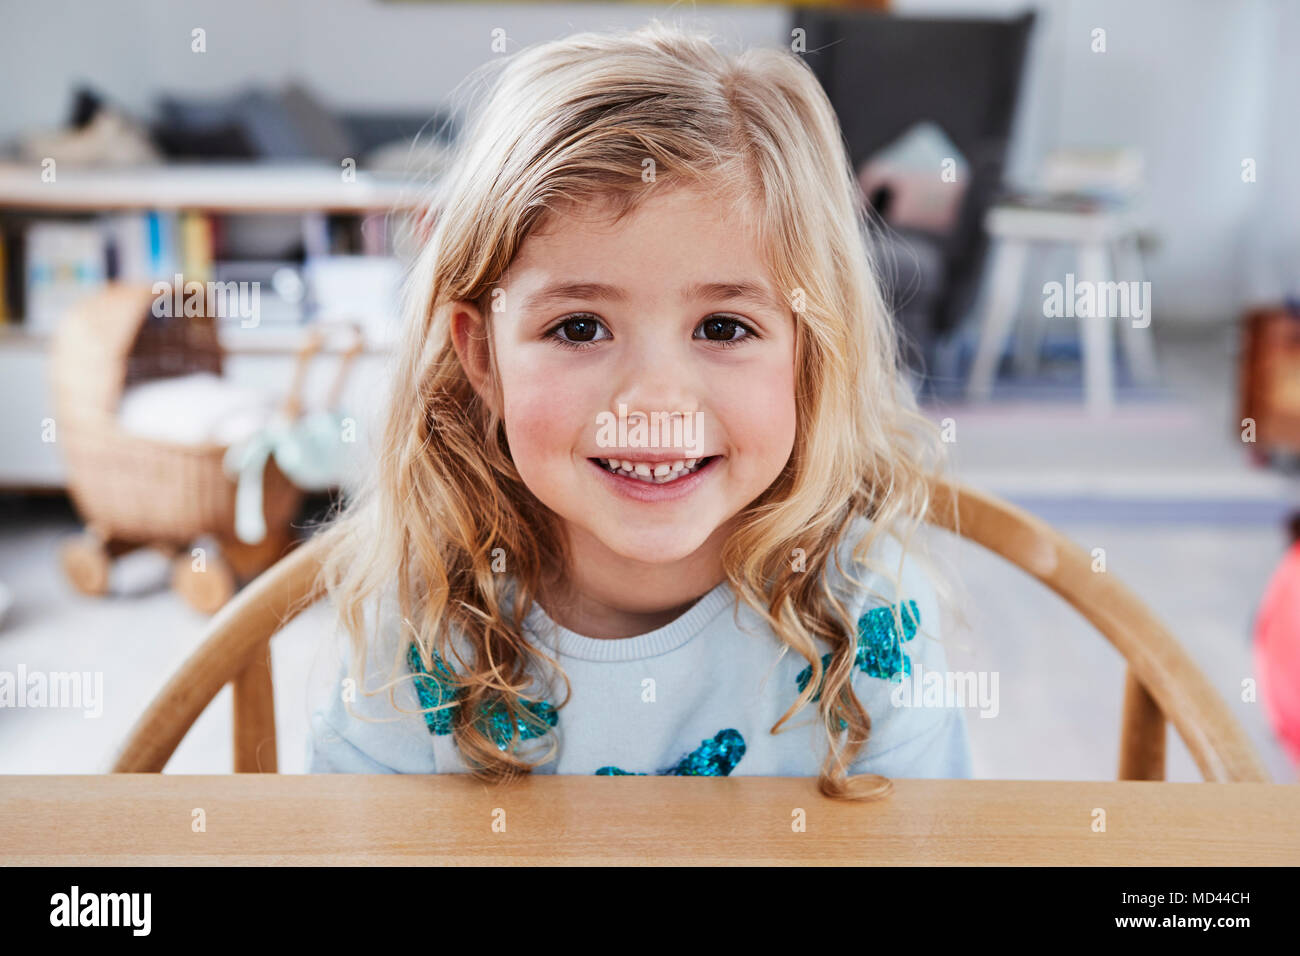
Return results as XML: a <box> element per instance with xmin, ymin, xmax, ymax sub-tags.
<box><xmin>505</xmin><ymin>184</ymin><xmax>779</xmax><ymax>306</ymax></box>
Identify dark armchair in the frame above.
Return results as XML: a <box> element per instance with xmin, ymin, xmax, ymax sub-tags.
<box><xmin>792</xmin><ymin>9</ymin><xmax>1036</xmax><ymax>385</ymax></box>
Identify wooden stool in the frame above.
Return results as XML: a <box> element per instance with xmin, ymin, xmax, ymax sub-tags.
<box><xmin>966</xmin><ymin>202</ymin><xmax>1160</xmax><ymax>415</ymax></box>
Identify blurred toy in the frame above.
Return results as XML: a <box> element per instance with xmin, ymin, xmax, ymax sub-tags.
<box><xmin>18</xmin><ymin>87</ymin><xmax>160</xmax><ymax>167</ymax></box>
<box><xmin>1253</xmin><ymin>511</ymin><xmax>1300</xmax><ymax>772</ymax></box>
<box><xmin>1239</xmin><ymin>305</ymin><xmax>1300</xmax><ymax>468</ymax></box>
<box><xmin>856</xmin><ymin>121</ymin><xmax>969</xmax><ymax>235</ymax></box>
<box><xmin>224</xmin><ymin>323</ymin><xmax>363</xmax><ymax>545</ymax></box>
<box><xmin>51</xmin><ymin>284</ymin><xmax>353</xmax><ymax>614</ymax></box>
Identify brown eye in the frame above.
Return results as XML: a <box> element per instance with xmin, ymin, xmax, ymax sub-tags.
<box><xmin>695</xmin><ymin>315</ymin><xmax>754</xmax><ymax>344</ymax></box>
<box><xmin>563</xmin><ymin>317</ymin><xmax>598</xmax><ymax>340</ymax></box>
<box><xmin>550</xmin><ymin>314</ymin><xmax>610</xmax><ymax>346</ymax></box>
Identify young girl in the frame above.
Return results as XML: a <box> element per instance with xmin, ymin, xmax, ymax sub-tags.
<box><xmin>304</xmin><ymin>20</ymin><xmax>973</xmax><ymax>800</ymax></box>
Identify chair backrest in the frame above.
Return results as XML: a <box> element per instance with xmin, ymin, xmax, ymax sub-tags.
<box><xmin>111</xmin><ymin>479</ymin><xmax>1270</xmax><ymax>782</ymax></box>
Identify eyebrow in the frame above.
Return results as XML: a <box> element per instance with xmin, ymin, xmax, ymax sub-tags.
<box><xmin>522</xmin><ymin>280</ymin><xmax>782</xmax><ymax>312</ymax></box>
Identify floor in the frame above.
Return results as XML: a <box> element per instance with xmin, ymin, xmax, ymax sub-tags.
<box><xmin>0</xmin><ymin>322</ymin><xmax>1296</xmax><ymax>783</ymax></box>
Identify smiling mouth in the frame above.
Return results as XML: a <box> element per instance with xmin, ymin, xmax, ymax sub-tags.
<box><xmin>591</xmin><ymin>456</ymin><xmax>717</xmax><ymax>484</ymax></box>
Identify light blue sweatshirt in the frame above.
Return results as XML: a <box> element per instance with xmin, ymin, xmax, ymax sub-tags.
<box><xmin>304</xmin><ymin>517</ymin><xmax>974</xmax><ymax>779</ymax></box>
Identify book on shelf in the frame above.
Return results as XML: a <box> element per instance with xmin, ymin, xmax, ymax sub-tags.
<box><xmin>106</xmin><ymin>210</ymin><xmax>193</xmax><ymax>280</ymax></box>
<box><xmin>994</xmin><ymin>189</ymin><xmax>1133</xmax><ymax>215</ymax></box>
<box><xmin>12</xmin><ymin>210</ymin><xmax>241</xmax><ymax>332</ymax></box>
<box><xmin>0</xmin><ymin>229</ymin><xmax>8</xmax><ymax>324</ymax></box>
<box><xmin>179</xmin><ymin>210</ymin><xmax>215</xmax><ymax>283</ymax></box>
<box><xmin>0</xmin><ymin>224</ymin><xmax>20</xmax><ymax>324</ymax></box>
<box><xmin>24</xmin><ymin>220</ymin><xmax>106</xmax><ymax>335</ymax></box>
<box><xmin>1</xmin><ymin>206</ymin><xmax>400</xmax><ymax>338</ymax></box>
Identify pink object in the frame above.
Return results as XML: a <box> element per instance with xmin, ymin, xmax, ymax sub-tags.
<box><xmin>1254</xmin><ymin>538</ymin><xmax>1300</xmax><ymax>768</ymax></box>
<box><xmin>857</xmin><ymin>161</ymin><xmax>966</xmax><ymax>234</ymax></box>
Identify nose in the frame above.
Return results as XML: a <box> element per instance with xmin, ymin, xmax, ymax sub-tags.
<box><xmin>610</xmin><ymin>343</ymin><xmax>700</xmax><ymax>420</ymax></box>
<box><xmin>607</xmin><ymin>339</ymin><xmax>703</xmax><ymax>455</ymax></box>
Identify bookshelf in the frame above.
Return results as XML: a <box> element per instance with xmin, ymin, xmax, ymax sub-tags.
<box><xmin>0</xmin><ymin>161</ymin><xmax>420</xmax><ymax>488</ymax></box>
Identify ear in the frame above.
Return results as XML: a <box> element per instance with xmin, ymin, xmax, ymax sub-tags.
<box><xmin>449</xmin><ymin>299</ymin><xmax>497</xmax><ymax>412</ymax></box>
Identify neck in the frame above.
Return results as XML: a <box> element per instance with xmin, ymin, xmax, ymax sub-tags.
<box><xmin>538</xmin><ymin>522</ymin><xmax>732</xmax><ymax>639</ymax></box>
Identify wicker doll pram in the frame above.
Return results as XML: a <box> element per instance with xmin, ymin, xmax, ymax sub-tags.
<box><xmin>50</xmin><ymin>282</ymin><xmax>315</xmax><ymax>614</ymax></box>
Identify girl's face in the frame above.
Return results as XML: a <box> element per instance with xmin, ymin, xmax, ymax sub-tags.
<box><xmin>460</xmin><ymin>183</ymin><xmax>797</xmax><ymax>569</ymax></box>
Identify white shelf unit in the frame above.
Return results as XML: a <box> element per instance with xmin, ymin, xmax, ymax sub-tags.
<box><xmin>0</xmin><ymin>161</ymin><xmax>423</xmax><ymax>213</ymax></box>
<box><xmin>0</xmin><ymin>162</ymin><xmax>414</xmax><ymax>488</ymax></box>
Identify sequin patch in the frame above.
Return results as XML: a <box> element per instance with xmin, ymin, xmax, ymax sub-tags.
<box><xmin>406</xmin><ymin>642</ymin><xmax>557</xmax><ymax>751</ymax></box>
<box><xmin>794</xmin><ymin>600</ymin><xmax>921</xmax><ymax>730</ymax></box>
<box><xmin>855</xmin><ymin>599</ymin><xmax>920</xmax><ymax>681</ymax></box>
<box><xmin>406</xmin><ymin>642</ymin><xmax>460</xmax><ymax>735</ymax></box>
<box><xmin>595</xmin><ymin>729</ymin><xmax>746</xmax><ymax>777</ymax></box>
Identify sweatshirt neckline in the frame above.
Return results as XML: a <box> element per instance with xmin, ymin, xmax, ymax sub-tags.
<box><xmin>523</xmin><ymin>581</ymin><xmax>737</xmax><ymax>662</ymax></box>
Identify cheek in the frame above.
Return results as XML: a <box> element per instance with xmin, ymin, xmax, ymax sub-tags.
<box><xmin>497</xmin><ymin>349</ymin><xmax>593</xmax><ymax>462</ymax></box>
<box><xmin>714</xmin><ymin>356</ymin><xmax>797</xmax><ymax>464</ymax></box>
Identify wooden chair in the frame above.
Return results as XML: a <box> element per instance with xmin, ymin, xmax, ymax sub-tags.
<box><xmin>111</xmin><ymin>479</ymin><xmax>1271</xmax><ymax>782</ymax></box>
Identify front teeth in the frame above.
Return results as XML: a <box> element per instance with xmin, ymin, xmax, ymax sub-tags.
<box><xmin>598</xmin><ymin>457</ymin><xmax>706</xmax><ymax>484</ymax></box>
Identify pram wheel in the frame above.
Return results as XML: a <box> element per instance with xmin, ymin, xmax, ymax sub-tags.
<box><xmin>60</xmin><ymin>525</ymin><xmax>148</xmax><ymax>597</ymax></box>
<box><xmin>168</xmin><ymin>530</ymin><xmax>296</xmax><ymax>614</ymax></box>
<box><xmin>61</xmin><ymin>531</ymin><xmax>111</xmax><ymax>597</ymax></box>
<box><xmin>171</xmin><ymin>549</ymin><xmax>237</xmax><ymax>615</ymax></box>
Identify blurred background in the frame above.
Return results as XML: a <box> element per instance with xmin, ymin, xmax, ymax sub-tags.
<box><xmin>0</xmin><ymin>0</ymin><xmax>1297</xmax><ymax>783</ymax></box>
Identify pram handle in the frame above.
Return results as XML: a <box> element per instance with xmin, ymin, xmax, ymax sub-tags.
<box><xmin>280</xmin><ymin>321</ymin><xmax>366</xmax><ymax>421</ymax></box>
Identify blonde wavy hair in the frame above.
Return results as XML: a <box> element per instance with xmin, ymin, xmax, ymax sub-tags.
<box><xmin>311</xmin><ymin>19</ymin><xmax>961</xmax><ymax>800</ymax></box>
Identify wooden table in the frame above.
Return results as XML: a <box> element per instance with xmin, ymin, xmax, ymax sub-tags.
<box><xmin>3</xmin><ymin>776</ymin><xmax>1297</xmax><ymax>865</ymax></box>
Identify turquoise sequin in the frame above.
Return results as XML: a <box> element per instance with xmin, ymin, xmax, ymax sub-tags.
<box><xmin>406</xmin><ymin>642</ymin><xmax>557</xmax><ymax>751</ymax></box>
<box><xmin>406</xmin><ymin>642</ymin><xmax>460</xmax><ymax>735</ymax></box>
<box><xmin>595</xmin><ymin>729</ymin><xmax>746</xmax><ymax>777</ymax></box>
<box><xmin>794</xmin><ymin>600</ymin><xmax>921</xmax><ymax>730</ymax></box>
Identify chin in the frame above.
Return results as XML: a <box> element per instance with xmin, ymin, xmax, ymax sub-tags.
<box><xmin>585</xmin><ymin>522</ymin><xmax>718</xmax><ymax>566</ymax></box>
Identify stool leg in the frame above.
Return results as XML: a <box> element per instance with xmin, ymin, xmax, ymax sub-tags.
<box><xmin>1013</xmin><ymin>244</ymin><xmax>1048</xmax><ymax>377</ymax></box>
<box><xmin>1078</xmin><ymin>242</ymin><xmax>1115</xmax><ymax>416</ymax></box>
<box><xmin>967</xmin><ymin>238</ymin><xmax>1029</xmax><ymax>401</ymax></box>
<box><xmin>1112</xmin><ymin>232</ymin><xmax>1160</xmax><ymax>386</ymax></box>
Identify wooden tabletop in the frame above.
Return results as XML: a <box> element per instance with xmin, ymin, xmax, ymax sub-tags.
<box><xmin>3</xmin><ymin>775</ymin><xmax>1297</xmax><ymax>865</ymax></box>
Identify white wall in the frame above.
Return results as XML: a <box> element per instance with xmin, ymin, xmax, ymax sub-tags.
<box><xmin>1236</xmin><ymin>0</ymin><xmax>1300</xmax><ymax>306</ymax></box>
<box><xmin>0</xmin><ymin>0</ymin><xmax>788</xmax><ymax>131</ymax></box>
<box><xmin>0</xmin><ymin>0</ymin><xmax>1292</xmax><ymax>322</ymax></box>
